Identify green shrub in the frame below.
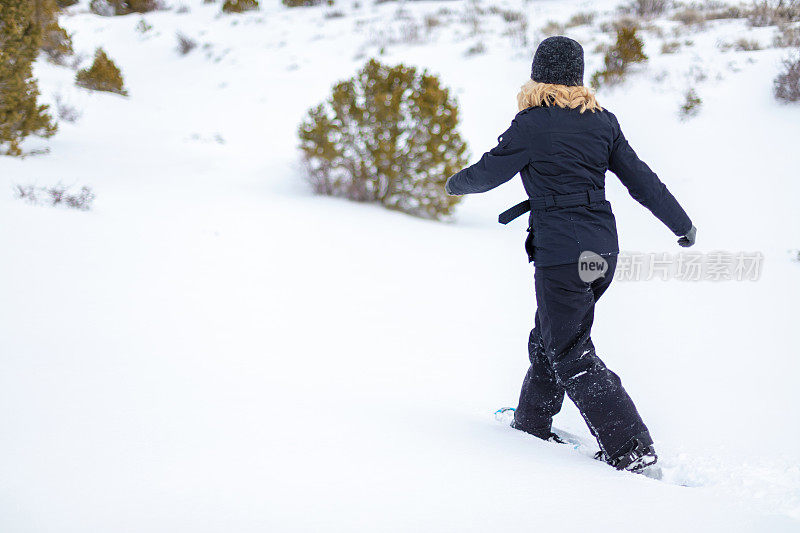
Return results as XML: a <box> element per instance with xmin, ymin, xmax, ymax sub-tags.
<box><xmin>76</xmin><ymin>49</ymin><xmax>128</xmax><ymax>96</ymax></box>
<box><xmin>30</xmin><ymin>0</ymin><xmax>74</xmax><ymax>64</ymax></box>
<box><xmin>222</xmin><ymin>0</ymin><xmax>259</xmax><ymax>13</ymax></box>
<box><xmin>57</xmin><ymin>0</ymin><xmax>80</xmax><ymax>6</ymax></box>
<box><xmin>298</xmin><ymin>59</ymin><xmax>468</xmax><ymax>219</ymax></box>
<box><xmin>41</xmin><ymin>20</ymin><xmax>74</xmax><ymax>64</ymax></box>
<box><xmin>591</xmin><ymin>25</ymin><xmax>648</xmax><ymax>88</ymax></box>
<box><xmin>0</xmin><ymin>0</ymin><xmax>57</xmax><ymax>156</ymax></box>
<box><xmin>127</xmin><ymin>0</ymin><xmax>160</xmax><ymax>12</ymax></box>
<box><xmin>679</xmin><ymin>89</ymin><xmax>702</xmax><ymax>119</ymax></box>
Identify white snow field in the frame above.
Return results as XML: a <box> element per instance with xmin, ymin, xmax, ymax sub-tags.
<box><xmin>1</xmin><ymin>0</ymin><xmax>800</xmax><ymax>531</ymax></box>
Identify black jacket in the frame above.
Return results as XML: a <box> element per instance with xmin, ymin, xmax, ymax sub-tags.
<box><xmin>447</xmin><ymin>106</ymin><xmax>693</xmax><ymax>266</ymax></box>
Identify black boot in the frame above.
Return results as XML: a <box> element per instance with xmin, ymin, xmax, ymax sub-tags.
<box><xmin>595</xmin><ymin>437</ymin><xmax>658</xmax><ymax>473</ymax></box>
<box><xmin>511</xmin><ymin>420</ymin><xmax>566</xmax><ymax>444</ymax></box>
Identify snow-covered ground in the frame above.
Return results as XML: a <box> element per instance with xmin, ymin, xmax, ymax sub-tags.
<box><xmin>1</xmin><ymin>0</ymin><xmax>799</xmax><ymax>530</ymax></box>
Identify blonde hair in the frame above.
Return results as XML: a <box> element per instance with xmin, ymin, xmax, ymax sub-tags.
<box><xmin>517</xmin><ymin>80</ymin><xmax>602</xmax><ymax>113</ymax></box>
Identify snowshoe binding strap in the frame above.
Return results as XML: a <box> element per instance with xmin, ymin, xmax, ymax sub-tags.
<box><xmin>605</xmin><ymin>439</ymin><xmax>658</xmax><ymax>473</ymax></box>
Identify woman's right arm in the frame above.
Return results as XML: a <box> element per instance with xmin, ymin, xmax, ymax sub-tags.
<box><xmin>445</xmin><ymin>118</ymin><xmax>531</xmax><ymax>196</ymax></box>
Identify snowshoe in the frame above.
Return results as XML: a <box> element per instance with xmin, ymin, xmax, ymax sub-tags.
<box><xmin>494</xmin><ymin>407</ymin><xmax>566</xmax><ymax>444</ymax></box>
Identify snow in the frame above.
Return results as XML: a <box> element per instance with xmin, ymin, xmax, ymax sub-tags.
<box><xmin>1</xmin><ymin>0</ymin><xmax>799</xmax><ymax>531</ymax></box>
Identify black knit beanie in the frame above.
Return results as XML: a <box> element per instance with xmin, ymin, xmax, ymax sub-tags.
<box><xmin>531</xmin><ymin>36</ymin><xmax>584</xmax><ymax>87</ymax></box>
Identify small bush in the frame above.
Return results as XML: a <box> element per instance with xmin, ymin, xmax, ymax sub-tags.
<box><xmin>14</xmin><ymin>184</ymin><xmax>96</xmax><ymax>211</ymax></box>
<box><xmin>541</xmin><ymin>20</ymin><xmax>565</xmax><ymax>36</ymax></box>
<box><xmin>424</xmin><ymin>14</ymin><xmax>441</xmax><ymax>31</ymax></box>
<box><xmin>65</xmin><ymin>187</ymin><xmax>96</xmax><ymax>210</ymax></box>
<box><xmin>14</xmin><ymin>184</ymin><xmax>39</xmax><ymax>204</ymax></box>
<box><xmin>661</xmin><ymin>40</ymin><xmax>680</xmax><ymax>53</ymax></box>
<box><xmin>298</xmin><ymin>59</ymin><xmax>468</xmax><ymax>219</ymax></box>
<box><xmin>54</xmin><ymin>94</ymin><xmax>82</xmax><ymax>123</ymax></box>
<box><xmin>748</xmin><ymin>0</ymin><xmax>800</xmax><ymax>26</ymax></box>
<box><xmin>89</xmin><ymin>0</ymin><xmax>160</xmax><ymax>15</ymax></box>
<box><xmin>136</xmin><ymin>18</ymin><xmax>152</xmax><ymax>33</ymax></box>
<box><xmin>504</xmin><ymin>15</ymin><xmax>529</xmax><ymax>48</ymax></box>
<box><xmin>673</xmin><ymin>8</ymin><xmax>706</xmax><ymax>26</ymax></box>
<box><xmin>734</xmin><ymin>37</ymin><xmax>762</xmax><ymax>50</ymax></box>
<box><xmin>705</xmin><ymin>6</ymin><xmax>746</xmax><ymax>20</ymax></box>
<box><xmin>643</xmin><ymin>22</ymin><xmax>664</xmax><ymax>38</ymax></box>
<box><xmin>463</xmin><ymin>0</ymin><xmax>484</xmax><ymax>35</ymax></box>
<box><xmin>127</xmin><ymin>0</ymin><xmax>160</xmax><ymax>12</ymax></box>
<box><xmin>599</xmin><ymin>16</ymin><xmax>641</xmax><ymax>33</ymax></box>
<box><xmin>773</xmin><ymin>23</ymin><xmax>800</xmax><ymax>46</ymax></box>
<box><xmin>75</xmin><ymin>49</ymin><xmax>128</xmax><ymax>96</ymax></box>
<box><xmin>501</xmin><ymin>10</ymin><xmax>525</xmax><ymax>23</ymax></box>
<box><xmin>774</xmin><ymin>53</ymin><xmax>800</xmax><ymax>102</ymax></box>
<box><xmin>283</xmin><ymin>0</ymin><xmax>322</xmax><ymax>6</ymax></box>
<box><xmin>566</xmin><ymin>11</ymin><xmax>596</xmax><ymax>27</ymax></box>
<box><xmin>465</xmin><ymin>41</ymin><xmax>487</xmax><ymax>56</ymax></box>
<box><xmin>223</xmin><ymin>0</ymin><xmax>259</xmax><ymax>12</ymax></box>
<box><xmin>686</xmin><ymin>64</ymin><xmax>707</xmax><ymax>82</ymax></box>
<box><xmin>57</xmin><ymin>0</ymin><xmax>80</xmax><ymax>6</ymax></box>
<box><xmin>176</xmin><ymin>32</ymin><xmax>198</xmax><ymax>55</ymax></box>
<box><xmin>628</xmin><ymin>0</ymin><xmax>668</xmax><ymax>17</ymax></box>
<box><xmin>89</xmin><ymin>0</ymin><xmax>117</xmax><ymax>16</ymax></box>
<box><xmin>400</xmin><ymin>21</ymin><xmax>424</xmax><ymax>44</ymax></box>
<box><xmin>679</xmin><ymin>88</ymin><xmax>702</xmax><ymax>119</ymax></box>
<box><xmin>591</xmin><ymin>25</ymin><xmax>648</xmax><ymax>88</ymax></box>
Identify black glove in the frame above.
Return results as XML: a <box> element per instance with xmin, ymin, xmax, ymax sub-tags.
<box><xmin>444</xmin><ymin>175</ymin><xmax>459</xmax><ymax>196</ymax></box>
<box><xmin>678</xmin><ymin>225</ymin><xmax>697</xmax><ymax>247</ymax></box>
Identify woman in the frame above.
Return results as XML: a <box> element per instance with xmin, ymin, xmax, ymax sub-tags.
<box><xmin>445</xmin><ymin>36</ymin><xmax>697</xmax><ymax>473</ymax></box>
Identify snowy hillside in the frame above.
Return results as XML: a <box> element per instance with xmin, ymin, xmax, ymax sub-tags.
<box><xmin>1</xmin><ymin>0</ymin><xmax>799</xmax><ymax>531</ymax></box>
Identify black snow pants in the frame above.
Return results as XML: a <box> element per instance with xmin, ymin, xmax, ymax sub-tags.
<box><xmin>512</xmin><ymin>255</ymin><xmax>653</xmax><ymax>459</ymax></box>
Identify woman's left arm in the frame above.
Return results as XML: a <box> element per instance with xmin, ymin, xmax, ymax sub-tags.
<box><xmin>445</xmin><ymin>119</ymin><xmax>531</xmax><ymax>196</ymax></box>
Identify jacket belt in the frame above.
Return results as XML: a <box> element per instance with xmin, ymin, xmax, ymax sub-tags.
<box><xmin>498</xmin><ymin>189</ymin><xmax>606</xmax><ymax>225</ymax></box>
